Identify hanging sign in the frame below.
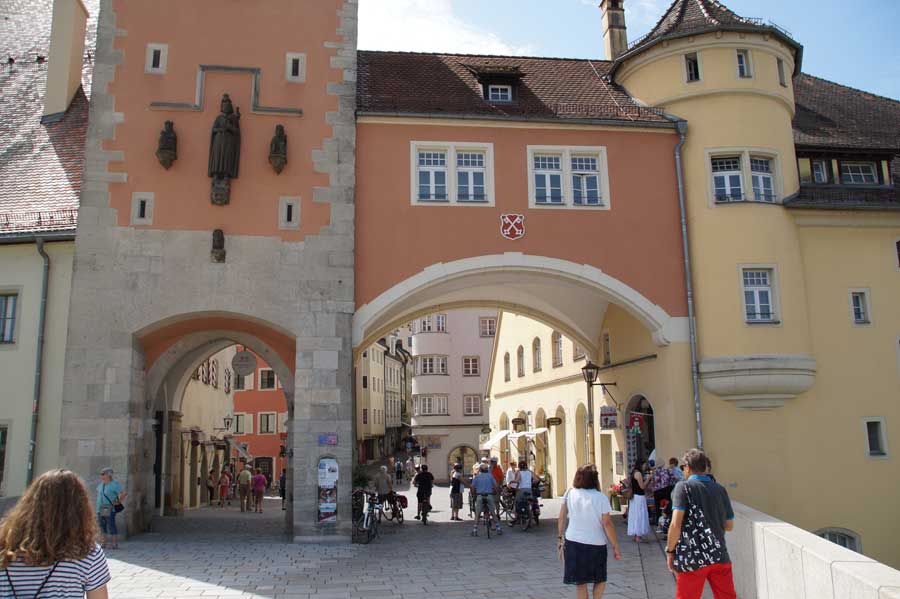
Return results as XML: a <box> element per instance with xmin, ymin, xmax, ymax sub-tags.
<box><xmin>600</xmin><ymin>406</ymin><xmax>618</xmax><ymax>430</ymax></box>
<box><xmin>317</xmin><ymin>458</ymin><xmax>339</xmax><ymax>523</ymax></box>
<box><xmin>500</xmin><ymin>214</ymin><xmax>525</xmax><ymax>240</ymax></box>
<box><xmin>627</xmin><ymin>413</ymin><xmax>644</xmax><ymax>434</ymax></box>
<box><xmin>546</xmin><ymin>417</ymin><xmax>563</xmax><ymax>427</ymax></box>
<box><xmin>232</xmin><ymin>351</ymin><xmax>257</xmax><ymax>377</ymax></box>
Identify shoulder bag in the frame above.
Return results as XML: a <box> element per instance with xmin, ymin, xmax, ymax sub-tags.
<box><xmin>671</xmin><ymin>483</ymin><xmax>727</xmax><ymax>573</ymax></box>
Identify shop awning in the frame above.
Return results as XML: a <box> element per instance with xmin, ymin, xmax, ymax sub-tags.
<box><xmin>508</xmin><ymin>427</ymin><xmax>549</xmax><ymax>440</ymax></box>
<box><xmin>480</xmin><ymin>429</ymin><xmax>513</xmax><ymax>450</ymax></box>
<box><xmin>225</xmin><ymin>436</ymin><xmax>252</xmax><ymax>461</ymax></box>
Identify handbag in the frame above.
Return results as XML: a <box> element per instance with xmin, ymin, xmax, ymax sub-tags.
<box><xmin>672</xmin><ymin>483</ymin><xmax>727</xmax><ymax>573</ymax></box>
<box><xmin>101</xmin><ymin>484</ymin><xmax>125</xmax><ymax>515</ymax></box>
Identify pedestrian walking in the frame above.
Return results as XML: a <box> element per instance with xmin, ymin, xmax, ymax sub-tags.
<box><xmin>395</xmin><ymin>459</ymin><xmax>403</xmax><ymax>484</ymax></box>
<box><xmin>449</xmin><ymin>463</ymin><xmax>464</xmax><ymax>521</ymax></box>
<box><xmin>251</xmin><ymin>468</ymin><xmax>268</xmax><ymax>513</ymax></box>
<box><xmin>217</xmin><ymin>469</ymin><xmax>231</xmax><ymax>507</ymax></box>
<box><xmin>412</xmin><ymin>464</ymin><xmax>434</xmax><ymax>520</ymax></box>
<box><xmin>238</xmin><ymin>464</ymin><xmax>253</xmax><ymax>512</ymax></box>
<box><xmin>665</xmin><ymin>449</ymin><xmax>736</xmax><ymax>599</ymax></box>
<box><xmin>279</xmin><ymin>469</ymin><xmax>287</xmax><ymax>511</ymax></box>
<box><xmin>206</xmin><ymin>469</ymin><xmax>217</xmax><ymax>507</ymax></box>
<box><xmin>652</xmin><ymin>458</ymin><xmax>680</xmax><ymax>530</ymax></box>
<box><xmin>626</xmin><ymin>459</ymin><xmax>652</xmax><ymax>542</ymax></box>
<box><xmin>0</xmin><ymin>470</ymin><xmax>112</xmax><ymax>599</ymax></box>
<box><xmin>374</xmin><ymin>465</ymin><xmax>394</xmax><ymax>518</ymax></box>
<box><xmin>505</xmin><ymin>460</ymin><xmax>517</xmax><ymax>486</ymax></box>
<box><xmin>96</xmin><ymin>467</ymin><xmax>126</xmax><ymax>549</ymax></box>
<box><xmin>558</xmin><ymin>464</ymin><xmax>621</xmax><ymax>599</ymax></box>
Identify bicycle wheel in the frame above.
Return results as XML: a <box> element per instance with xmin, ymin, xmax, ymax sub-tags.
<box><xmin>396</xmin><ymin>504</ymin><xmax>404</xmax><ymax>523</ymax></box>
<box><xmin>520</xmin><ymin>508</ymin><xmax>531</xmax><ymax>532</ymax></box>
<box><xmin>357</xmin><ymin>514</ymin><xmax>372</xmax><ymax>544</ymax></box>
<box><xmin>367</xmin><ymin>515</ymin><xmax>378</xmax><ymax>543</ymax></box>
<box><xmin>484</xmin><ymin>505</ymin><xmax>492</xmax><ymax>539</ymax></box>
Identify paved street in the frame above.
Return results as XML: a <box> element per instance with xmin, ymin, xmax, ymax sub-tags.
<box><xmin>107</xmin><ymin>485</ymin><xmax>681</xmax><ymax>599</ymax></box>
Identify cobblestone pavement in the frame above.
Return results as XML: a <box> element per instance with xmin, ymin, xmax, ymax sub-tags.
<box><xmin>107</xmin><ymin>484</ymin><xmax>682</xmax><ymax>599</ymax></box>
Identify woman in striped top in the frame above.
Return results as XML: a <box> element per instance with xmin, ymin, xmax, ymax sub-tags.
<box><xmin>0</xmin><ymin>470</ymin><xmax>111</xmax><ymax>598</ymax></box>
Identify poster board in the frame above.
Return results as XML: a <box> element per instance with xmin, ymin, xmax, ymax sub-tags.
<box><xmin>317</xmin><ymin>458</ymin><xmax>338</xmax><ymax>523</ymax></box>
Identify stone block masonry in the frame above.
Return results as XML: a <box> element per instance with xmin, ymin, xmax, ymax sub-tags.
<box><xmin>59</xmin><ymin>0</ymin><xmax>358</xmax><ymax>542</ymax></box>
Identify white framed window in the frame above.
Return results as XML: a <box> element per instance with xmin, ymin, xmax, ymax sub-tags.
<box><xmin>742</xmin><ymin>268</ymin><xmax>778</xmax><ymax>323</ymax></box>
<box><xmin>0</xmin><ymin>425</ymin><xmax>7</xmax><ymax>496</ymax></box>
<box><xmin>462</xmin><ymin>356</ymin><xmax>480</xmax><ymax>377</ymax></box>
<box><xmin>131</xmin><ymin>192</ymin><xmax>154</xmax><ymax>226</ymax></box>
<box><xmin>552</xmin><ymin>332</ymin><xmax>563</xmax><ymax>367</ymax></box>
<box><xmin>841</xmin><ymin>162</ymin><xmax>878</xmax><ymax>185</ymax></box>
<box><xmin>0</xmin><ymin>294</ymin><xmax>19</xmax><ymax>344</ymax></box>
<box><xmin>862</xmin><ymin>417</ymin><xmax>888</xmax><ymax>458</ymax></box>
<box><xmin>849</xmin><ymin>289</ymin><xmax>871</xmax><ymax>325</ymax></box>
<box><xmin>817</xmin><ymin>528</ymin><xmax>861</xmax><ymax>553</ymax></box>
<box><xmin>463</xmin><ymin>395</ymin><xmax>483</xmax><ymax>416</ymax></box>
<box><xmin>145</xmin><ymin>43</ymin><xmax>168</xmax><ymax>74</ymax></box>
<box><xmin>487</xmin><ymin>84</ymin><xmax>512</xmax><ymax>103</ymax></box>
<box><xmin>418</xmin><ymin>316</ymin><xmax>433</xmax><ymax>333</ymax></box>
<box><xmin>736</xmin><ymin>49</ymin><xmax>753</xmax><ymax>79</ymax></box>
<box><xmin>711</xmin><ymin>156</ymin><xmax>744</xmax><ymax>202</ymax></box>
<box><xmin>259</xmin><ymin>368</ymin><xmax>277</xmax><ymax>390</ymax></box>
<box><xmin>435</xmin><ymin>314</ymin><xmax>447</xmax><ymax>333</ymax></box>
<box><xmin>811</xmin><ymin>159</ymin><xmax>830</xmax><ymax>184</ymax></box>
<box><xmin>503</xmin><ymin>353</ymin><xmax>511</xmax><ymax>382</ymax></box>
<box><xmin>415</xmin><ymin>395</ymin><xmax>449</xmax><ymax>416</ymax></box>
<box><xmin>517</xmin><ymin>346</ymin><xmax>525</xmax><ymax>377</ymax></box>
<box><xmin>279</xmin><ymin>197</ymin><xmax>301</xmax><ymax>230</ymax></box>
<box><xmin>751</xmin><ymin>157</ymin><xmax>776</xmax><ymax>203</ymax></box>
<box><xmin>362</xmin><ymin>409</ymin><xmax>367</xmax><ymax>425</ymax></box>
<box><xmin>479</xmin><ymin>317</ymin><xmax>496</xmax><ymax>337</ymax></box>
<box><xmin>684</xmin><ymin>52</ymin><xmax>701</xmax><ymax>83</ymax></box>
<box><xmin>776</xmin><ymin>58</ymin><xmax>787</xmax><ymax>87</ymax></box>
<box><xmin>285</xmin><ymin>52</ymin><xmax>307</xmax><ymax>83</ymax></box>
<box><xmin>895</xmin><ymin>239</ymin><xmax>900</xmax><ymax>271</ymax></box>
<box><xmin>532</xmin><ymin>338</ymin><xmax>542</xmax><ymax>372</ymax></box>
<box><xmin>417</xmin><ymin>355</ymin><xmax>448</xmax><ymax>375</ymax></box>
<box><xmin>259</xmin><ymin>412</ymin><xmax>276</xmax><ymax>434</ymax></box>
<box><xmin>410</xmin><ymin>142</ymin><xmax>495</xmax><ymax>206</ymax></box>
<box><xmin>527</xmin><ymin>146</ymin><xmax>610</xmax><ymax>210</ymax></box>
<box><xmin>601</xmin><ymin>331</ymin><xmax>612</xmax><ymax>366</ymax></box>
<box><xmin>233</xmin><ymin>413</ymin><xmax>251</xmax><ymax>435</ymax></box>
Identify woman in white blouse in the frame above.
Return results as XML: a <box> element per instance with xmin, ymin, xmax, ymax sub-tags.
<box><xmin>558</xmin><ymin>464</ymin><xmax>621</xmax><ymax>599</ymax></box>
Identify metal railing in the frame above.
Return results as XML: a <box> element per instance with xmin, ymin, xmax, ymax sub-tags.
<box><xmin>626</xmin><ymin>16</ymin><xmax>795</xmax><ymax>52</ymax></box>
<box><xmin>0</xmin><ymin>209</ymin><xmax>78</xmax><ymax>233</ymax></box>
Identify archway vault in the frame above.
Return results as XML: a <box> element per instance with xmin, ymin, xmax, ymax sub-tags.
<box><xmin>353</xmin><ymin>253</ymin><xmax>688</xmax><ymax>356</ymax></box>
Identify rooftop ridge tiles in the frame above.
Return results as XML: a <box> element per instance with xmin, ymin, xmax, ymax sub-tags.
<box><xmin>357</xmin><ymin>49</ymin><xmax>611</xmax><ymax>64</ymax></box>
<box><xmin>798</xmin><ymin>72</ymin><xmax>900</xmax><ymax>106</ymax></box>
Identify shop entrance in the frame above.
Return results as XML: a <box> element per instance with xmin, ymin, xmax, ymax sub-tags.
<box><xmin>626</xmin><ymin>395</ymin><xmax>655</xmax><ymax>470</ymax></box>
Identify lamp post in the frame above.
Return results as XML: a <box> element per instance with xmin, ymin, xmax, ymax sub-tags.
<box><xmin>581</xmin><ymin>361</ymin><xmax>600</xmax><ymax>466</ymax></box>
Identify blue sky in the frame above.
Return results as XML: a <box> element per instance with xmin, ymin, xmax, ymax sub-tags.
<box><xmin>358</xmin><ymin>0</ymin><xmax>900</xmax><ymax>100</ymax></box>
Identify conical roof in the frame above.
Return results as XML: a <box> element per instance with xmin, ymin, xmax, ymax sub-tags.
<box><xmin>611</xmin><ymin>0</ymin><xmax>802</xmax><ymax>76</ymax></box>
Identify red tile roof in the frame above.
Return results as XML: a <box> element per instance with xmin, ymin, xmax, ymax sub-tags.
<box><xmin>357</xmin><ymin>51</ymin><xmax>672</xmax><ymax>125</ymax></box>
<box><xmin>0</xmin><ymin>0</ymin><xmax>98</xmax><ymax>236</ymax></box>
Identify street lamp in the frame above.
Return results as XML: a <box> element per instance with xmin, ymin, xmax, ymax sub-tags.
<box><xmin>214</xmin><ymin>415</ymin><xmax>234</xmax><ymax>434</ymax></box>
<box><xmin>581</xmin><ymin>361</ymin><xmax>601</xmax><ymax>466</ymax></box>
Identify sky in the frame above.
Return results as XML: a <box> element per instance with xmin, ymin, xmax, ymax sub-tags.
<box><xmin>358</xmin><ymin>0</ymin><xmax>900</xmax><ymax>100</ymax></box>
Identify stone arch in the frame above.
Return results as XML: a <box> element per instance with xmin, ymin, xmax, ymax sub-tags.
<box><xmin>499</xmin><ymin>413</ymin><xmax>510</xmax><ymax>466</ymax></box>
<box><xmin>575</xmin><ymin>403</ymin><xmax>588</xmax><ymax>468</ymax></box>
<box><xmin>353</xmin><ymin>253</ymin><xmax>687</xmax><ymax>355</ymax></box>
<box><xmin>446</xmin><ymin>444</ymin><xmax>478</xmax><ymax>480</ymax></box>
<box><xmin>552</xmin><ymin>405</ymin><xmax>568</xmax><ymax>497</ymax></box>
<box><xmin>534</xmin><ymin>408</ymin><xmax>548</xmax><ymax>480</ymax></box>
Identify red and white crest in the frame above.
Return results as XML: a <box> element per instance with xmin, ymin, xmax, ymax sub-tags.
<box><xmin>500</xmin><ymin>213</ymin><xmax>525</xmax><ymax>240</ymax></box>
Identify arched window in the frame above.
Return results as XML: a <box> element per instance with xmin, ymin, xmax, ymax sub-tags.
<box><xmin>551</xmin><ymin>331</ymin><xmax>563</xmax><ymax>367</ymax></box>
<box><xmin>816</xmin><ymin>528</ymin><xmax>861</xmax><ymax>553</ymax></box>
<box><xmin>517</xmin><ymin>346</ymin><xmax>525</xmax><ymax>377</ymax></box>
<box><xmin>532</xmin><ymin>337</ymin><xmax>542</xmax><ymax>372</ymax></box>
<box><xmin>503</xmin><ymin>353</ymin><xmax>511</xmax><ymax>382</ymax></box>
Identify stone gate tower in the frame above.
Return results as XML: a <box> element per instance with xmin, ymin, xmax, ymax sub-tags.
<box><xmin>60</xmin><ymin>0</ymin><xmax>358</xmax><ymax>541</ymax></box>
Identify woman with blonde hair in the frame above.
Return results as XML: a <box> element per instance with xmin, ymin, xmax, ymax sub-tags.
<box><xmin>0</xmin><ymin>470</ymin><xmax>111</xmax><ymax>598</ymax></box>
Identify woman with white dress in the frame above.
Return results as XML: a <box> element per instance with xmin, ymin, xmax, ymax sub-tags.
<box><xmin>627</xmin><ymin>459</ymin><xmax>652</xmax><ymax>541</ymax></box>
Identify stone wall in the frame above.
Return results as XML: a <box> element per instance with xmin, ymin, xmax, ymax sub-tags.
<box><xmin>730</xmin><ymin>502</ymin><xmax>900</xmax><ymax>599</ymax></box>
<box><xmin>59</xmin><ymin>0</ymin><xmax>358</xmax><ymax>541</ymax></box>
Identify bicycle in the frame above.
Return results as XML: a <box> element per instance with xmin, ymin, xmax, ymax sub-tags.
<box><xmin>420</xmin><ymin>497</ymin><xmax>431</xmax><ymax>525</ymax></box>
<box><xmin>499</xmin><ymin>485</ymin><xmax>516</xmax><ymax>524</ymax></box>
<box><xmin>355</xmin><ymin>491</ymin><xmax>383</xmax><ymax>543</ymax></box>
<box><xmin>516</xmin><ymin>492</ymin><xmax>534</xmax><ymax>532</ymax></box>
<box><xmin>471</xmin><ymin>493</ymin><xmax>501</xmax><ymax>538</ymax></box>
<box><xmin>384</xmin><ymin>492</ymin><xmax>405</xmax><ymax>523</ymax></box>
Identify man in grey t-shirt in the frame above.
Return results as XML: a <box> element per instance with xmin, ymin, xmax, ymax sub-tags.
<box><xmin>665</xmin><ymin>449</ymin><xmax>736</xmax><ymax>599</ymax></box>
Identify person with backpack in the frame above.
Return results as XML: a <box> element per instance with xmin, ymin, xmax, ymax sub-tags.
<box><xmin>0</xmin><ymin>470</ymin><xmax>112</xmax><ymax>598</ymax></box>
<box><xmin>665</xmin><ymin>449</ymin><xmax>736</xmax><ymax>599</ymax></box>
<box><xmin>96</xmin><ymin>467</ymin><xmax>126</xmax><ymax>549</ymax></box>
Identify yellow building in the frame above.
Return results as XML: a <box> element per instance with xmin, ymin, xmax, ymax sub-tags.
<box><xmin>490</xmin><ymin>0</ymin><xmax>900</xmax><ymax>568</ymax></box>
<box><xmin>355</xmin><ymin>341</ymin><xmax>387</xmax><ymax>463</ymax></box>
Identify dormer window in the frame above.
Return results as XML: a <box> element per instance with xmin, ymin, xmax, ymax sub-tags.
<box><xmin>488</xmin><ymin>85</ymin><xmax>512</xmax><ymax>103</ymax></box>
<box><xmin>840</xmin><ymin>162</ymin><xmax>878</xmax><ymax>185</ymax></box>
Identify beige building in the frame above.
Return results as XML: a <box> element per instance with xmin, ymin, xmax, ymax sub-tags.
<box><xmin>355</xmin><ymin>341</ymin><xmax>386</xmax><ymax>463</ymax></box>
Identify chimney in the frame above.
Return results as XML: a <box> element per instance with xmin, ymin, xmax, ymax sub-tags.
<box><xmin>43</xmin><ymin>0</ymin><xmax>88</xmax><ymax>121</ymax></box>
<box><xmin>600</xmin><ymin>0</ymin><xmax>628</xmax><ymax>61</ymax></box>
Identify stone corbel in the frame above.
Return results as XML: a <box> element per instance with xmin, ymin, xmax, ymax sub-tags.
<box><xmin>699</xmin><ymin>354</ymin><xmax>816</xmax><ymax>410</ymax></box>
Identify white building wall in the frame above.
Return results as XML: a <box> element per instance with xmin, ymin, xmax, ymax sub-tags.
<box><xmin>0</xmin><ymin>241</ymin><xmax>73</xmax><ymax>499</ymax></box>
<box><xmin>410</xmin><ymin>308</ymin><xmax>496</xmax><ymax>481</ymax></box>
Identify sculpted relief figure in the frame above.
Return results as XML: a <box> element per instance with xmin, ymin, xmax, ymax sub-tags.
<box><xmin>155</xmin><ymin>120</ymin><xmax>177</xmax><ymax>169</ymax></box>
<box><xmin>268</xmin><ymin>124</ymin><xmax>287</xmax><ymax>174</ymax></box>
<box><xmin>209</xmin><ymin>94</ymin><xmax>241</xmax><ymax>204</ymax></box>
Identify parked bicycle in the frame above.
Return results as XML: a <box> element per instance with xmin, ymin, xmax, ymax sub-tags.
<box><xmin>355</xmin><ymin>490</ymin><xmax>383</xmax><ymax>543</ymax></box>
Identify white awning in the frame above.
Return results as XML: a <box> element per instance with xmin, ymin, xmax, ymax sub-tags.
<box><xmin>508</xmin><ymin>427</ymin><xmax>549</xmax><ymax>440</ymax></box>
<box><xmin>480</xmin><ymin>429</ymin><xmax>512</xmax><ymax>450</ymax></box>
<box><xmin>225</xmin><ymin>436</ymin><xmax>252</xmax><ymax>461</ymax></box>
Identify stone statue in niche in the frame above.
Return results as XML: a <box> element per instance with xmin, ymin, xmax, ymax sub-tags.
<box><xmin>156</xmin><ymin>120</ymin><xmax>178</xmax><ymax>169</ymax></box>
<box><xmin>268</xmin><ymin>124</ymin><xmax>287</xmax><ymax>174</ymax></box>
<box><xmin>211</xmin><ymin>229</ymin><xmax>226</xmax><ymax>263</ymax></box>
<box><xmin>208</xmin><ymin>94</ymin><xmax>241</xmax><ymax>205</ymax></box>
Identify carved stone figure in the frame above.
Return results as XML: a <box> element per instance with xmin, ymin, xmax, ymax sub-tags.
<box><xmin>211</xmin><ymin>229</ymin><xmax>226</xmax><ymax>263</ymax></box>
<box><xmin>155</xmin><ymin>120</ymin><xmax>177</xmax><ymax>169</ymax></box>
<box><xmin>208</xmin><ymin>94</ymin><xmax>241</xmax><ymax>205</ymax></box>
<box><xmin>268</xmin><ymin>124</ymin><xmax>288</xmax><ymax>174</ymax></box>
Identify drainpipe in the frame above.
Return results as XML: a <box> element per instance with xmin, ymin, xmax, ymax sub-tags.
<box><xmin>26</xmin><ymin>238</ymin><xmax>51</xmax><ymax>486</ymax></box>
<box><xmin>674</xmin><ymin>120</ymin><xmax>704</xmax><ymax>450</ymax></box>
